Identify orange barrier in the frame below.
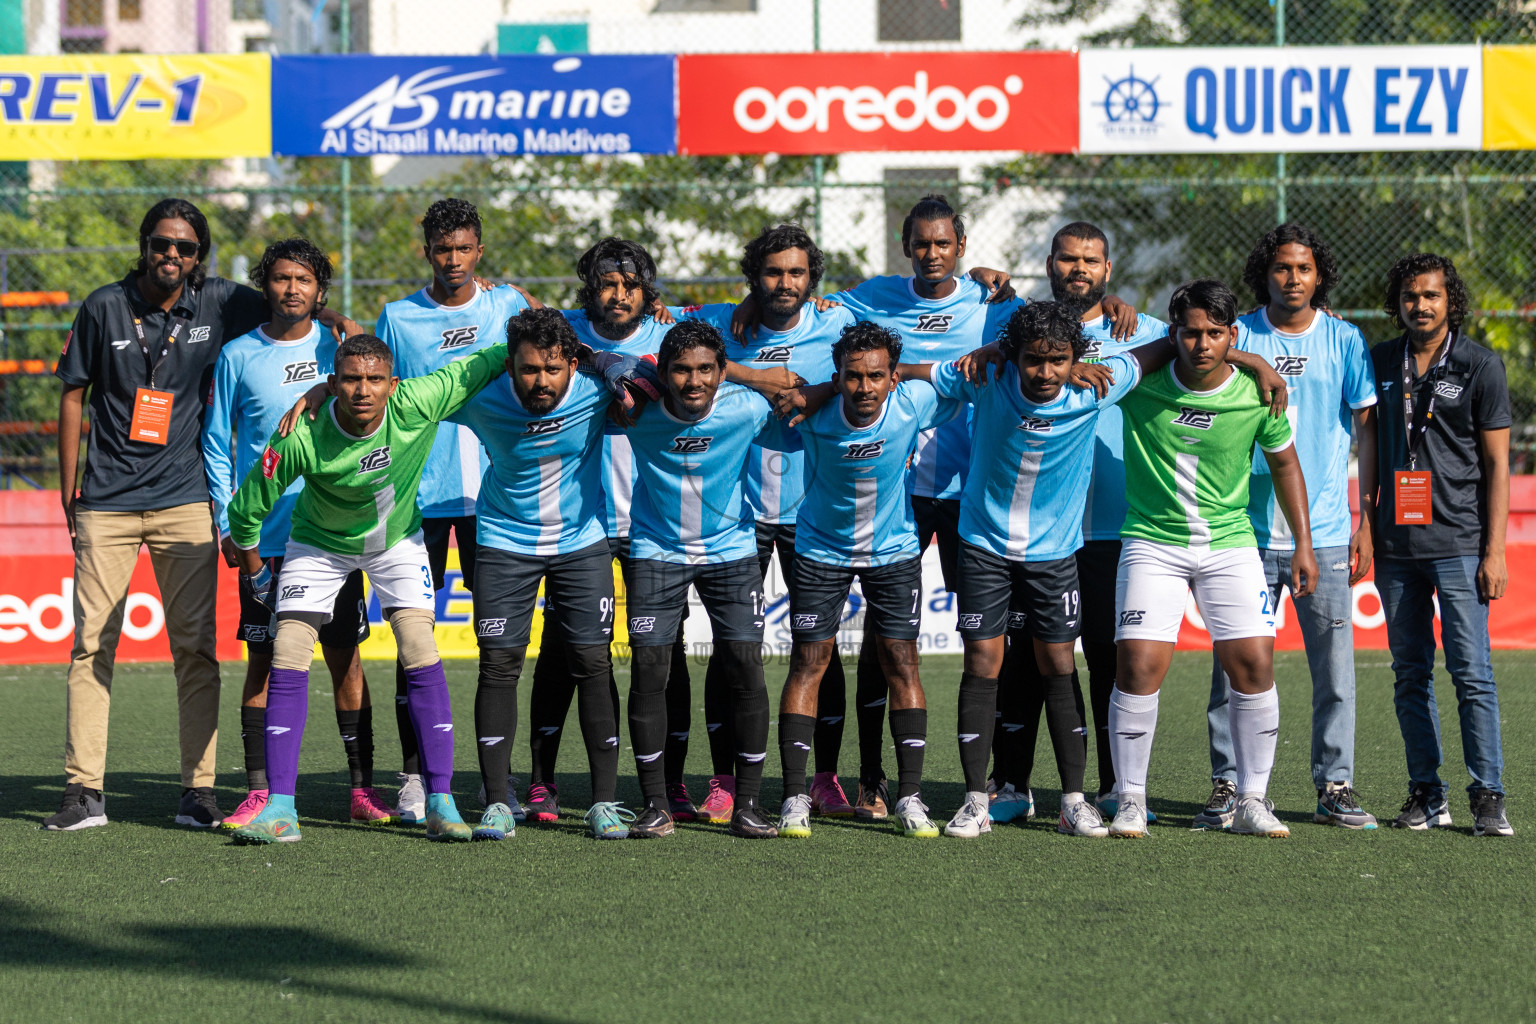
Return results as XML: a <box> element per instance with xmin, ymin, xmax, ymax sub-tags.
<box><xmin>0</xmin><ymin>291</ymin><xmax>69</xmax><ymax>308</ymax></box>
<box><xmin>0</xmin><ymin>360</ymin><xmax>58</xmax><ymax>375</ymax></box>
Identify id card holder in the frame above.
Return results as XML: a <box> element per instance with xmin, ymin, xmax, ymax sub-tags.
<box><xmin>130</xmin><ymin>387</ymin><xmax>174</xmax><ymax>445</ymax></box>
<box><xmin>1394</xmin><ymin>470</ymin><xmax>1432</xmax><ymax>525</ymax></box>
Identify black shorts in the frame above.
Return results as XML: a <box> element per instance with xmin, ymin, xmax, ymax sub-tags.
<box><xmin>912</xmin><ymin>496</ymin><xmax>960</xmax><ymax>592</ymax></box>
<box><xmin>790</xmin><ymin>555</ymin><xmax>923</xmax><ymax>643</ymax></box>
<box><xmin>755</xmin><ymin>520</ymin><xmax>796</xmax><ymax>587</ymax></box>
<box><xmin>1075</xmin><ymin>539</ymin><xmax>1122</xmax><ymax>649</ymax></box>
<box><xmin>626</xmin><ymin>556</ymin><xmax>765</xmax><ymax>647</ymax></box>
<box><xmin>423</xmin><ymin>515</ymin><xmax>478</xmax><ymax>593</ymax></box>
<box><xmin>238</xmin><ymin>560</ymin><xmax>369</xmax><ymax>652</ymax></box>
<box><xmin>473</xmin><ymin>540</ymin><xmax>615</xmax><ymax>649</ymax></box>
<box><xmin>957</xmin><ymin>541</ymin><xmax>1080</xmax><ymax>644</ymax></box>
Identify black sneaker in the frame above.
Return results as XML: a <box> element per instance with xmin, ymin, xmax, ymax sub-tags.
<box><xmin>630</xmin><ymin>801</ymin><xmax>675</xmax><ymax>839</ymax></box>
<box><xmin>1314</xmin><ymin>782</ymin><xmax>1379</xmax><ymax>829</ymax></box>
<box><xmin>1471</xmin><ymin>789</ymin><xmax>1513</xmax><ymax>836</ymax></box>
<box><xmin>42</xmin><ymin>783</ymin><xmax>107</xmax><ymax>831</ymax></box>
<box><xmin>175</xmin><ymin>787</ymin><xmax>225</xmax><ymax>828</ymax></box>
<box><xmin>1391</xmin><ymin>783</ymin><xmax>1452</xmax><ymax>830</ymax></box>
<box><xmin>1192</xmin><ymin>779</ymin><xmax>1237</xmax><ymax>830</ymax></box>
<box><xmin>729</xmin><ymin>799</ymin><xmax>779</xmax><ymax>838</ymax></box>
<box><xmin>853</xmin><ymin>776</ymin><xmax>890</xmax><ymax>821</ymax></box>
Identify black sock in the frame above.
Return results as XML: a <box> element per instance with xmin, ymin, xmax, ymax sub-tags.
<box><xmin>957</xmin><ymin>672</ymin><xmax>999</xmax><ymax>793</ymax></box>
<box><xmin>240</xmin><ymin>705</ymin><xmax>267</xmax><ymax>791</ymax></box>
<box><xmin>1005</xmin><ymin>643</ymin><xmax>1046</xmax><ymax>791</ymax></box>
<box><xmin>664</xmin><ymin>640</ymin><xmax>691</xmax><ymax>786</ymax></box>
<box><xmin>854</xmin><ymin>639</ymin><xmax>887</xmax><ymax>781</ymax></box>
<box><xmin>336</xmin><ymin>707</ymin><xmax>367</xmax><ymax>789</ymax></box>
<box><xmin>1042</xmin><ymin>671</ymin><xmax>1088</xmax><ymax>796</ymax></box>
<box><xmin>527</xmin><ymin>641</ymin><xmax>576</xmax><ymax>786</ymax></box>
<box><xmin>726</xmin><ymin>642</ymin><xmax>770</xmax><ymax>805</ymax></box>
<box><xmin>703</xmin><ymin>653</ymin><xmax>735</xmax><ymax>776</ymax></box>
<box><xmin>475</xmin><ymin>648</ymin><xmax>524</xmax><ymax>806</ymax></box>
<box><xmin>394</xmin><ymin>660</ymin><xmax>421</xmax><ymax>776</ymax></box>
<box><xmin>991</xmin><ymin>640</ymin><xmax>1029</xmax><ymax>788</ymax></box>
<box><xmin>812</xmin><ymin>652</ymin><xmax>846</xmax><ymax>775</ymax></box>
<box><xmin>1084</xmin><ymin>639</ymin><xmax>1118</xmax><ymax>794</ymax></box>
<box><xmin>889</xmin><ymin>707</ymin><xmax>928</xmax><ymax>800</ymax></box>
<box><xmin>779</xmin><ymin>712</ymin><xmax>815</xmax><ymax>799</ymax></box>
<box><xmin>628</xmin><ymin>645</ymin><xmax>672</xmax><ymax>802</ymax></box>
<box><xmin>571</xmin><ymin>644</ymin><xmax>620</xmax><ymax>804</ymax></box>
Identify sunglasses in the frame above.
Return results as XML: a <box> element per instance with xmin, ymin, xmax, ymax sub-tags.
<box><xmin>147</xmin><ymin>235</ymin><xmax>200</xmax><ymax>259</ymax></box>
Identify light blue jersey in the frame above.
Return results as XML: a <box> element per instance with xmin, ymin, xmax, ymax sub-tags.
<box><xmin>686</xmin><ymin>301</ymin><xmax>850</xmax><ymax>525</ymax></box>
<box><xmin>1081</xmin><ymin>312</ymin><xmax>1170</xmax><ymax>542</ymax></box>
<box><xmin>831</xmin><ymin>275</ymin><xmax>1022</xmax><ymax>500</ymax></box>
<box><xmin>203</xmin><ymin>322</ymin><xmax>335</xmax><ymax>557</ymax></box>
<box><xmin>562</xmin><ymin>307</ymin><xmax>682</xmax><ymax>537</ymax></box>
<box><xmin>376</xmin><ymin>285</ymin><xmax>530</xmax><ymax>518</ymax></box>
<box><xmin>1237</xmin><ymin>308</ymin><xmax>1377</xmax><ymax>550</ymax></box>
<box><xmin>623</xmin><ymin>383</ymin><xmax>784</xmax><ymax>564</ymax></box>
<box><xmin>932</xmin><ymin>353</ymin><xmax>1141</xmax><ymax>562</ymax></box>
<box><xmin>448</xmin><ymin>370</ymin><xmax>611</xmax><ymax>557</ymax></box>
<box><xmin>795</xmin><ymin>380</ymin><xmax>960</xmax><ymax>567</ymax></box>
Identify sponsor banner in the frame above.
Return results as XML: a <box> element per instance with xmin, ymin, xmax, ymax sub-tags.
<box><xmin>1079</xmin><ymin>46</ymin><xmax>1482</xmax><ymax>153</ymax></box>
<box><xmin>1483</xmin><ymin>45</ymin><xmax>1536</xmax><ymax>149</ymax></box>
<box><xmin>0</xmin><ymin>54</ymin><xmax>271</xmax><ymax>160</ymax></box>
<box><xmin>677</xmin><ymin>52</ymin><xmax>1077</xmax><ymax>155</ymax></box>
<box><xmin>270</xmin><ymin>54</ymin><xmax>675</xmax><ymax>157</ymax></box>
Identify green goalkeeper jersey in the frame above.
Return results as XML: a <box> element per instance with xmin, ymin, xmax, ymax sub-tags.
<box><xmin>1120</xmin><ymin>363</ymin><xmax>1293</xmax><ymax>549</ymax></box>
<box><xmin>228</xmin><ymin>343</ymin><xmax>507</xmax><ymax>556</ymax></box>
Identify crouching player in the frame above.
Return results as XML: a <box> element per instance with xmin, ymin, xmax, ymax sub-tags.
<box><xmin>226</xmin><ymin>333</ymin><xmax>509</xmax><ymax>843</ymax></box>
<box><xmin>1108</xmin><ymin>280</ymin><xmax>1315</xmax><ymax>838</ymax></box>
<box><xmin>774</xmin><ymin>323</ymin><xmax>960</xmax><ymax>838</ymax></box>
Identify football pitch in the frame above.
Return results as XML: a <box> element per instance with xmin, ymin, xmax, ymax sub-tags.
<box><xmin>1</xmin><ymin>651</ymin><xmax>1531</xmax><ymax>1024</ymax></box>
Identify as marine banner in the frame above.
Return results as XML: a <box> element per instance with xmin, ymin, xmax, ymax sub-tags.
<box><xmin>0</xmin><ymin>54</ymin><xmax>270</xmax><ymax>160</ymax></box>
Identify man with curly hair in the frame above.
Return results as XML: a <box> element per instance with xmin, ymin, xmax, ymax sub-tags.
<box><xmin>1369</xmin><ymin>253</ymin><xmax>1512</xmax><ymax>836</ymax></box>
<box><xmin>1200</xmin><ymin>224</ymin><xmax>1382</xmax><ymax>832</ymax></box>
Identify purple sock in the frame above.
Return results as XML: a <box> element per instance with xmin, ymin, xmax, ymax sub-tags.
<box><xmin>405</xmin><ymin>660</ymin><xmax>455</xmax><ymax>794</ymax></box>
<box><xmin>264</xmin><ymin>668</ymin><xmax>310</xmax><ymax>797</ymax></box>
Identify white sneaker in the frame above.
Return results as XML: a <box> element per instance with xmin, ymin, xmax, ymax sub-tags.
<box><xmin>1230</xmin><ymin>794</ymin><xmax>1290</xmax><ymax>837</ymax></box>
<box><xmin>1108</xmin><ymin>794</ymin><xmax>1149</xmax><ymax>837</ymax></box>
<box><xmin>894</xmin><ymin>795</ymin><xmax>940</xmax><ymax>837</ymax></box>
<box><xmin>779</xmin><ymin>793</ymin><xmax>812</xmax><ymax>838</ymax></box>
<box><xmin>944</xmin><ymin>791</ymin><xmax>993</xmax><ymax>838</ymax></box>
<box><xmin>396</xmin><ymin>772</ymin><xmax>427</xmax><ymax>824</ymax></box>
<box><xmin>1057</xmin><ymin>799</ymin><xmax>1109</xmax><ymax>837</ymax></box>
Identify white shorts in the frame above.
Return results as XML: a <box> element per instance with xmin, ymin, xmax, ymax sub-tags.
<box><xmin>1114</xmin><ymin>538</ymin><xmax>1275</xmax><ymax>643</ymax></box>
<box><xmin>278</xmin><ymin>533</ymin><xmax>434</xmax><ymax>620</ymax></box>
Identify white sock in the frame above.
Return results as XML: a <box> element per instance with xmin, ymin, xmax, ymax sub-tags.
<box><xmin>1062</xmin><ymin>791</ymin><xmax>1084</xmax><ymax>808</ymax></box>
<box><xmin>1231</xmin><ymin>687</ymin><xmax>1280</xmax><ymax>797</ymax></box>
<box><xmin>1107</xmin><ymin>687</ymin><xmax>1159</xmax><ymax>797</ymax></box>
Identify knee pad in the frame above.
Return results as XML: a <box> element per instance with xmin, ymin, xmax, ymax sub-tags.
<box><xmin>479</xmin><ymin>647</ymin><xmax>525</xmax><ymax>689</ymax></box>
<box><xmin>388</xmin><ymin>608</ymin><xmax>439</xmax><ymax>670</ymax></box>
<box><xmin>272</xmin><ymin>616</ymin><xmax>321</xmax><ymax>671</ymax></box>
<box><xmin>567</xmin><ymin>643</ymin><xmax>612</xmax><ymax>681</ymax></box>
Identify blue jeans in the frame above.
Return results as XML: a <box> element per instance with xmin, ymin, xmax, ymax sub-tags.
<box><xmin>1207</xmin><ymin>545</ymin><xmax>1356</xmax><ymax>789</ymax></box>
<box><xmin>1375</xmin><ymin>554</ymin><xmax>1504</xmax><ymax>798</ymax></box>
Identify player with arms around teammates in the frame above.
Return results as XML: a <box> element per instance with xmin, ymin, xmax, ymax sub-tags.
<box><xmin>225</xmin><ymin>333</ymin><xmax>510</xmax><ymax>844</ymax></box>
<box><xmin>203</xmin><ymin>238</ymin><xmax>393</xmax><ymax>831</ymax></box>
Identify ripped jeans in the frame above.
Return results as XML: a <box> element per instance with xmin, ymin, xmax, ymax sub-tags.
<box><xmin>1207</xmin><ymin>545</ymin><xmax>1356</xmax><ymax>789</ymax></box>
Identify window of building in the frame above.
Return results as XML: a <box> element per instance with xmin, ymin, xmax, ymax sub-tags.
<box><xmin>119</xmin><ymin>0</ymin><xmax>142</xmax><ymax>21</ymax></box>
<box><xmin>884</xmin><ymin>167</ymin><xmax>961</xmax><ymax>275</ymax></box>
<box><xmin>63</xmin><ymin>0</ymin><xmax>105</xmax><ymax>28</ymax></box>
<box><xmin>878</xmin><ymin>0</ymin><xmax>961</xmax><ymax>42</ymax></box>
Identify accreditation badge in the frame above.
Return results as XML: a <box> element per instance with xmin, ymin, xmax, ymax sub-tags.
<box><xmin>1394</xmin><ymin>470</ymin><xmax>1433</xmax><ymax>525</ymax></box>
<box><xmin>129</xmin><ymin>387</ymin><xmax>174</xmax><ymax>445</ymax></box>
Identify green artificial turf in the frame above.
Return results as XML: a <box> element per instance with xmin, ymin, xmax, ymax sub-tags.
<box><xmin>1</xmin><ymin>651</ymin><xmax>1531</xmax><ymax>1023</ymax></box>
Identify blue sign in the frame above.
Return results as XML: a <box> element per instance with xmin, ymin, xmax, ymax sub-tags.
<box><xmin>270</xmin><ymin>54</ymin><xmax>675</xmax><ymax>157</ymax></box>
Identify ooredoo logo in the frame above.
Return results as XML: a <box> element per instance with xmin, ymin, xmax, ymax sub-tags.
<box><xmin>0</xmin><ymin>577</ymin><xmax>163</xmax><ymax>645</ymax></box>
<box><xmin>732</xmin><ymin>71</ymin><xmax>1025</xmax><ymax>136</ymax></box>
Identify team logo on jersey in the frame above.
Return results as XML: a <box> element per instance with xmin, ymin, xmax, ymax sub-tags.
<box><xmin>1171</xmin><ymin>407</ymin><xmax>1216</xmax><ymax>429</ymax></box>
<box><xmin>477</xmin><ymin>618</ymin><xmax>507</xmax><ymax>636</ymax></box>
<box><xmin>1434</xmin><ymin>380</ymin><xmax>1464</xmax><ymax>400</ymax></box>
<box><xmin>914</xmin><ymin>313</ymin><xmax>955</xmax><ymax>333</ymax></box>
<box><xmin>239</xmin><ymin>624</ymin><xmax>271</xmax><ymax>643</ymax></box>
<box><xmin>1119</xmin><ymin>610</ymin><xmax>1145</xmax><ymax>626</ymax></box>
<box><xmin>844</xmin><ymin>440</ymin><xmax>886</xmax><ymax>459</ymax></box>
<box><xmin>111</xmin><ymin>338</ymin><xmax>134</xmax><ymax>351</ymax></box>
<box><xmin>524</xmin><ymin>418</ymin><xmax>565</xmax><ymax>435</ymax></box>
<box><xmin>630</xmin><ymin>616</ymin><xmax>656</xmax><ymax>633</ymax></box>
<box><xmin>958</xmin><ymin>613</ymin><xmax>983</xmax><ymax>630</ymax></box>
<box><xmin>670</xmin><ymin>436</ymin><xmax>712</xmax><ymax>454</ymax></box>
<box><xmin>187</xmin><ymin>325</ymin><xmax>211</xmax><ymax>344</ymax></box>
<box><xmin>1007</xmin><ymin>611</ymin><xmax>1027</xmax><ymax>630</ymax></box>
<box><xmin>439</xmin><ymin>325</ymin><xmax>479</xmax><ymax>350</ymax></box>
<box><xmin>358</xmin><ymin>446</ymin><xmax>392</xmax><ymax>472</ymax></box>
<box><xmin>756</xmin><ymin>345</ymin><xmax>793</xmax><ymax>363</ymax></box>
<box><xmin>1273</xmin><ymin>355</ymin><xmax>1309</xmax><ymax>376</ymax></box>
<box><xmin>792</xmin><ymin>613</ymin><xmax>819</xmax><ymax>630</ymax></box>
<box><xmin>1017</xmin><ymin>416</ymin><xmax>1052</xmax><ymax>433</ymax></box>
<box><xmin>261</xmin><ymin>446</ymin><xmax>281</xmax><ymax>478</ymax></box>
<box><xmin>281</xmin><ymin>585</ymin><xmax>307</xmax><ymax>600</ymax></box>
<box><xmin>1083</xmin><ymin>338</ymin><xmax>1103</xmax><ymax>359</ymax></box>
<box><xmin>283</xmin><ymin>360</ymin><xmax>320</xmax><ymax>385</ymax></box>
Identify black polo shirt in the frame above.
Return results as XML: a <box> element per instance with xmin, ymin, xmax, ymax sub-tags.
<box><xmin>1370</xmin><ymin>331</ymin><xmax>1511</xmax><ymax>560</ymax></box>
<box><xmin>56</xmin><ymin>273</ymin><xmax>265</xmax><ymax>512</ymax></box>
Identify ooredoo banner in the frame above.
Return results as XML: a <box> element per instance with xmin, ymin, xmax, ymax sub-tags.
<box><xmin>1079</xmin><ymin>46</ymin><xmax>1483</xmax><ymax>153</ymax></box>
<box><xmin>677</xmin><ymin>52</ymin><xmax>1077</xmax><ymax>155</ymax></box>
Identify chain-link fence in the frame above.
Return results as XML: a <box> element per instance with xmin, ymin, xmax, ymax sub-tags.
<box><xmin>3</xmin><ymin>0</ymin><xmax>1535</xmax><ymax>486</ymax></box>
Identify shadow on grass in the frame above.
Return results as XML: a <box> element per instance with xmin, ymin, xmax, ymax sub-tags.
<box><xmin>0</xmin><ymin>897</ymin><xmax>574</xmax><ymax>1023</ymax></box>
<box><xmin>4</xmin><ymin>773</ymin><xmax>376</xmax><ymax>830</ymax></box>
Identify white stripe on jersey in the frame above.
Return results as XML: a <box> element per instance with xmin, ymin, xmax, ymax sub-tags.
<box><xmin>456</xmin><ymin>425</ymin><xmax>481</xmax><ymax>513</ymax></box>
<box><xmin>680</xmin><ymin>470</ymin><xmax>704</xmax><ymax>563</ymax></box>
<box><xmin>1175</xmin><ymin>453</ymin><xmax>1211</xmax><ymax>547</ymax></box>
<box><xmin>535</xmin><ymin>455</ymin><xmax>562</xmax><ymax>556</ymax></box>
<box><xmin>1005</xmin><ymin>450</ymin><xmax>1043</xmax><ymax>560</ymax></box>
<box><xmin>611</xmin><ymin>436</ymin><xmax>634</xmax><ymax>536</ymax></box>
<box><xmin>851</xmin><ymin>476</ymin><xmax>878</xmax><ymax>567</ymax></box>
<box><xmin>365</xmin><ymin>484</ymin><xmax>396</xmax><ymax>556</ymax></box>
<box><xmin>758</xmin><ymin>447</ymin><xmax>782</xmax><ymax>525</ymax></box>
<box><xmin>912</xmin><ymin>427</ymin><xmax>940</xmax><ymax>496</ymax></box>
<box><xmin>1264</xmin><ymin>404</ymin><xmax>1300</xmax><ymax>547</ymax></box>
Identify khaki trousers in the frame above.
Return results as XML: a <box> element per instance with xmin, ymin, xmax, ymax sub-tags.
<box><xmin>65</xmin><ymin>503</ymin><xmax>221</xmax><ymax>790</ymax></box>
